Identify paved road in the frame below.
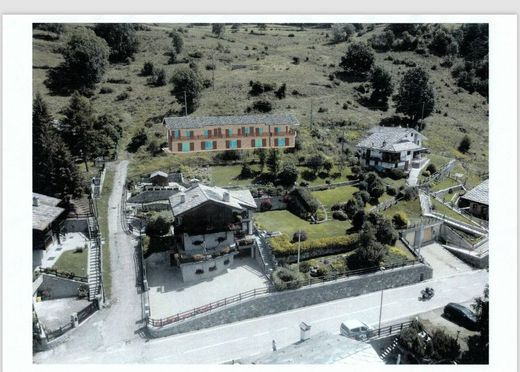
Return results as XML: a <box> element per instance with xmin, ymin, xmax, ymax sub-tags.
<box><xmin>34</xmin><ymin>269</ymin><xmax>487</xmax><ymax>364</ymax></box>
<box><xmin>34</xmin><ymin>161</ymin><xmax>144</xmax><ymax>361</ymax></box>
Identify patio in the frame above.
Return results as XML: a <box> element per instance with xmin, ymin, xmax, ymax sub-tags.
<box><xmin>146</xmin><ymin>252</ymin><xmax>270</xmax><ymax>319</ymax></box>
<box><xmin>33</xmin><ymin>232</ymin><xmax>92</xmax><ymax>270</ymax></box>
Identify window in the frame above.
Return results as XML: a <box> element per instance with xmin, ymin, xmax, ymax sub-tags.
<box><xmin>227</xmin><ymin>139</ymin><xmax>238</xmax><ymax>149</ymax></box>
<box><xmin>182</xmin><ymin>143</ymin><xmax>190</xmax><ymax>152</ymax></box>
<box><xmin>255</xmin><ymin>138</ymin><xmax>262</xmax><ymax>147</ymax></box>
<box><xmin>237</xmin><ymin>140</ymin><xmax>242</xmax><ymax>148</ymax></box>
<box><xmin>274</xmin><ymin>127</ymin><xmax>280</xmax><ymax>135</ymax></box>
<box><xmin>174</xmin><ymin>130</ymin><xmax>180</xmax><ymax>138</ymax></box>
<box><xmin>258</xmin><ymin>127</ymin><xmax>263</xmax><ymax>135</ymax></box>
<box><xmin>203</xmin><ymin>130</ymin><xmax>209</xmax><ymax>138</ymax></box>
<box><xmin>277</xmin><ymin>138</ymin><xmax>286</xmax><ymax>147</ymax></box>
<box><xmin>244</xmin><ymin>127</ymin><xmax>250</xmax><ymax>136</ymax></box>
<box><xmin>262</xmin><ymin>138</ymin><xmax>267</xmax><ymax>147</ymax></box>
<box><xmin>407</xmin><ymin>151</ymin><xmax>411</xmax><ymax>155</ymax></box>
<box><xmin>274</xmin><ymin>138</ymin><xmax>278</xmax><ymax>146</ymax></box>
<box><xmin>226</xmin><ymin>128</ymin><xmax>233</xmax><ymax>137</ymax></box>
<box><xmin>204</xmin><ymin>141</ymin><xmax>213</xmax><ymax>150</ymax></box>
<box><xmin>185</xmin><ymin>130</ymin><xmax>190</xmax><ymax>138</ymax></box>
<box><xmin>251</xmin><ymin>139</ymin><xmax>255</xmax><ymax>147</ymax></box>
<box><xmin>189</xmin><ymin>142</ymin><xmax>194</xmax><ymax>151</ymax></box>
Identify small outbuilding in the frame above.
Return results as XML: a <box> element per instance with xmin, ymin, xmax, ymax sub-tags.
<box><xmin>459</xmin><ymin>179</ymin><xmax>489</xmax><ymax>220</ymax></box>
<box><xmin>150</xmin><ymin>171</ymin><xmax>169</xmax><ymax>186</ymax></box>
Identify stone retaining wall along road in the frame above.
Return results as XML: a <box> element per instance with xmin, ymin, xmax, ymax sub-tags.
<box><xmin>147</xmin><ymin>262</ymin><xmax>432</xmax><ymax>338</ymax></box>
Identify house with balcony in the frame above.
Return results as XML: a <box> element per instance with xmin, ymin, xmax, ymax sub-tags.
<box><xmin>168</xmin><ymin>183</ymin><xmax>257</xmax><ymax>282</ymax></box>
<box><xmin>458</xmin><ymin>179</ymin><xmax>489</xmax><ymax>221</ymax></box>
<box><xmin>32</xmin><ymin>193</ymin><xmax>67</xmax><ymax>268</ymax></box>
<box><xmin>357</xmin><ymin>126</ymin><xmax>428</xmax><ymax>172</ymax></box>
<box><xmin>162</xmin><ymin>113</ymin><xmax>299</xmax><ymax>153</ymax></box>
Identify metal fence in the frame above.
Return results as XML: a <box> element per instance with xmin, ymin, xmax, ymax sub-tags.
<box><xmin>148</xmin><ymin>287</ymin><xmax>272</xmax><ymax>327</ymax></box>
<box><xmin>77</xmin><ymin>300</ymin><xmax>99</xmax><ymax>323</ymax></box>
<box><xmin>36</xmin><ymin>267</ymin><xmax>88</xmax><ymax>283</ymax></box>
<box><xmin>367</xmin><ymin>320</ymin><xmax>413</xmax><ymax>340</ymax></box>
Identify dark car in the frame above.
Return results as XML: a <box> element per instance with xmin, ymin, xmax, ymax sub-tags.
<box><xmin>443</xmin><ymin>303</ymin><xmax>479</xmax><ymax>331</ymax></box>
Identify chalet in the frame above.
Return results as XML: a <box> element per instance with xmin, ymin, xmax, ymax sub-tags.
<box><xmin>32</xmin><ymin>193</ymin><xmax>67</xmax><ymax>267</ymax></box>
<box><xmin>168</xmin><ymin>183</ymin><xmax>257</xmax><ymax>282</ymax></box>
<box><xmin>162</xmin><ymin>113</ymin><xmax>299</xmax><ymax>153</ymax></box>
<box><xmin>357</xmin><ymin>127</ymin><xmax>427</xmax><ymax>172</ymax></box>
<box><xmin>459</xmin><ymin>179</ymin><xmax>489</xmax><ymax>220</ymax></box>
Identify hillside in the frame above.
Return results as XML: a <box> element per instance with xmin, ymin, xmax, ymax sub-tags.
<box><xmin>32</xmin><ymin>23</ymin><xmax>488</xmax><ymax>186</ymax></box>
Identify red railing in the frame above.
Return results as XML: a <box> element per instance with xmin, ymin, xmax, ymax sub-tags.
<box><xmin>148</xmin><ymin>286</ymin><xmax>271</xmax><ymax>327</ymax></box>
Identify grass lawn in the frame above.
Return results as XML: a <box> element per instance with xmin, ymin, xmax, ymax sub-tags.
<box><xmin>210</xmin><ymin>164</ymin><xmax>259</xmax><ymax>187</ymax></box>
<box><xmin>431</xmin><ymin>177</ymin><xmax>461</xmax><ymax>192</ymax></box>
<box><xmin>311</xmin><ymin>185</ymin><xmax>359</xmax><ymax>209</ymax></box>
<box><xmin>97</xmin><ymin>168</ymin><xmax>114</xmax><ymax>299</ymax></box>
<box><xmin>430</xmin><ymin>198</ymin><xmax>478</xmax><ymax>226</ymax></box>
<box><xmin>380</xmin><ymin>198</ymin><xmax>423</xmax><ymax>221</ymax></box>
<box><xmin>53</xmin><ymin>249</ymin><xmax>88</xmax><ymax>277</ymax></box>
<box><xmin>255</xmin><ymin>210</ymin><xmax>349</xmax><ymax>240</ymax></box>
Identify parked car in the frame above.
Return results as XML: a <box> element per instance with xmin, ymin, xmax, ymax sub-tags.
<box><xmin>443</xmin><ymin>303</ymin><xmax>479</xmax><ymax>331</ymax></box>
<box><xmin>340</xmin><ymin>320</ymin><xmax>373</xmax><ymax>340</ymax></box>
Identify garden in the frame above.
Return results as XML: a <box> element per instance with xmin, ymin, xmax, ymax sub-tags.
<box><xmin>52</xmin><ymin>249</ymin><xmax>88</xmax><ymax>277</ymax></box>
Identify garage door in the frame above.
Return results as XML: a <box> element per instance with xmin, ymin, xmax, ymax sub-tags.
<box><xmin>423</xmin><ymin>227</ymin><xmax>433</xmax><ymax>244</ymax></box>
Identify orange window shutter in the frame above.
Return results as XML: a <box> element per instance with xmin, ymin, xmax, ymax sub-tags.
<box><xmin>213</xmin><ymin>141</ymin><xmax>217</xmax><ymax>149</ymax></box>
<box><xmin>177</xmin><ymin>143</ymin><xmax>182</xmax><ymax>152</ymax></box>
<box><xmin>237</xmin><ymin>139</ymin><xmax>241</xmax><ymax>148</ymax></box>
<box><xmin>262</xmin><ymin>138</ymin><xmax>267</xmax><ymax>147</ymax></box>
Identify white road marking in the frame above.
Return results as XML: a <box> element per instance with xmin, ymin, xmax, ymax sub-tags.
<box><xmin>183</xmin><ymin>336</ymin><xmax>248</xmax><ymax>354</ymax></box>
<box><xmin>253</xmin><ymin>331</ymin><xmax>269</xmax><ymax>337</ymax></box>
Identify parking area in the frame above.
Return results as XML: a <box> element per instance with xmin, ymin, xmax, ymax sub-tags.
<box><xmin>418</xmin><ymin>303</ymin><xmax>479</xmax><ymax>351</ymax></box>
<box><xmin>146</xmin><ymin>252</ymin><xmax>270</xmax><ymax>319</ymax></box>
<box><xmin>419</xmin><ymin>242</ymin><xmax>473</xmax><ymax>278</ymax></box>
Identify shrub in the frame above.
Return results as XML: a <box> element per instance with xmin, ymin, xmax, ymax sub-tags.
<box><xmin>270</xmin><ymin>234</ymin><xmax>359</xmax><ymax>257</ymax></box>
<box><xmin>272</xmin><ymin>267</ymin><xmax>305</xmax><ymax>290</ymax></box>
<box><xmin>115</xmin><ymin>92</ymin><xmax>129</xmax><ymax>101</ymax></box>
<box><xmin>288</xmin><ymin>187</ymin><xmax>320</xmax><ymax>216</ymax></box>
<box><xmin>422</xmin><ymin>170</ymin><xmax>431</xmax><ymax>177</ymax></box>
<box><xmin>386</xmin><ymin>186</ymin><xmax>397</xmax><ymax>196</ymax></box>
<box><xmin>298</xmin><ymin>261</ymin><xmax>311</xmax><ymax>273</ymax></box>
<box><xmin>356</xmin><ymin>190</ymin><xmax>371</xmax><ymax>204</ymax></box>
<box><xmin>332</xmin><ymin>210</ymin><xmax>348</xmax><ymax>221</ymax></box>
<box><xmin>145</xmin><ymin>216</ymin><xmax>172</xmax><ymax>237</ymax></box>
<box><xmin>339</xmin><ymin>42</ymin><xmax>375</xmax><ymax>75</ymax></box>
<box><xmin>260</xmin><ymin>199</ymin><xmax>272</xmax><ymax>211</ymax></box>
<box><xmin>251</xmin><ymin>100</ymin><xmax>272</xmax><ymax>113</ymax></box>
<box><xmin>426</xmin><ymin>163</ymin><xmax>437</xmax><ymax>174</ymax></box>
<box><xmin>458</xmin><ymin>135</ymin><xmax>471</xmax><ymax>153</ymax></box>
<box><xmin>387</xmin><ymin>168</ymin><xmax>406</xmax><ymax>180</ymax></box>
<box><xmin>99</xmin><ymin>86</ymin><xmax>114</xmax><ymax>94</ymax></box>
<box><xmin>292</xmin><ymin>231</ymin><xmax>308</xmax><ymax>242</ymax></box>
<box><xmin>141</xmin><ymin>61</ymin><xmax>155</xmax><ymax>76</ymax></box>
<box><xmin>392</xmin><ymin>212</ymin><xmax>409</xmax><ymax>229</ymax></box>
<box><xmin>148</xmin><ymin>68</ymin><xmax>167</xmax><ymax>87</ymax></box>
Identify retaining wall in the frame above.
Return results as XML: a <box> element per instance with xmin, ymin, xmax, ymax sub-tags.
<box><xmin>148</xmin><ymin>263</ymin><xmax>432</xmax><ymax>338</ymax></box>
<box><xmin>443</xmin><ymin>246</ymin><xmax>489</xmax><ymax>269</ymax></box>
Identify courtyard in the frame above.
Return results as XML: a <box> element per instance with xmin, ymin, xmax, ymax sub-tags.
<box><xmin>34</xmin><ymin>232</ymin><xmax>91</xmax><ymax>275</ymax></box>
<box><xmin>145</xmin><ymin>252</ymin><xmax>270</xmax><ymax>319</ymax></box>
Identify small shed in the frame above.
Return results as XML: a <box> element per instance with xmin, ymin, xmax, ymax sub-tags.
<box><xmin>150</xmin><ymin>171</ymin><xmax>169</xmax><ymax>186</ymax></box>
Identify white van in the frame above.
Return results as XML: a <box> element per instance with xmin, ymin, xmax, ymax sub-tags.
<box><xmin>340</xmin><ymin>320</ymin><xmax>373</xmax><ymax>340</ymax></box>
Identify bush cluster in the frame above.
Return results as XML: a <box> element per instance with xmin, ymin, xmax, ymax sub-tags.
<box><xmin>270</xmin><ymin>233</ymin><xmax>359</xmax><ymax>257</ymax></box>
<box><xmin>272</xmin><ymin>267</ymin><xmax>305</xmax><ymax>290</ymax></box>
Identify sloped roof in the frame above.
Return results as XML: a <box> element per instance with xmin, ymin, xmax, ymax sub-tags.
<box><xmin>163</xmin><ymin>113</ymin><xmax>300</xmax><ymax>130</ymax></box>
<box><xmin>33</xmin><ymin>193</ymin><xmax>65</xmax><ymax>231</ymax></box>
<box><xmin>150</xmin><ymin>171</ymin><xmax>168</xmax><ymax>179</ymax></box>
<box><xmin>169</xmin><ymin>184</ymin><xmax>256</xmax><ymax>216</ymax></box>
<box><xmin>461</xmin><ymin>179</ymin><xmax>489</xmax><ymax>205</ymax></box>
<box><xmin>357</xmin><ymin>126</ymin><xmax>425</xmax><ymax>152</ymax></box>
<box><xmin>237</xmin><ymin>331</ymin><xmax>383</xmax><ymax>365</ymax></box>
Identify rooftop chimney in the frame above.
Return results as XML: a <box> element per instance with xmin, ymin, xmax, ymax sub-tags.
<box><xmin>180</xmin><ymin>193</ymin><xmax>186</xmax><ymax>203</ymax></box>
<box><xmin>33</xmin><ymin>196</ymin><xmax>40</xmax><ymax>207</ymax></box>
<box><xmin>223</xmin><ymin>191</ymin><xmax>230</xmax><ymax>202</ymax></box>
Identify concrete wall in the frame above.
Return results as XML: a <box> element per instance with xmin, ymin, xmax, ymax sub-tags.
<box><xmin>148</xmin><ymin>263</ymin><xmax>432</xmax><ymax>337</ymax></box>
<box><xmin>439</xmin><ymin>225</ymin><xmax>474</xmax><ymax>250</ymax></box>
<box><xmin>37</xmin><ymin>274</ymin><xmax>85</xmax><ymax>300</ymax></box>
<box><xmin>179</xmin><ymin>252</ymin><xmax>237</xmax><ymax>282</ymax></box>
<box><xmin>62</xmin><ymin>218</ymin><xmax>90</xmax><ymax>236</ymax></box>
<box><xmin>443</xmin><ymin>246</ymin><xmax>488</xmax><ymax>269</ymax></box>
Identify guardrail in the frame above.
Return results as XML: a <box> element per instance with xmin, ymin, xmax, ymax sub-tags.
<box><xmin>367</xmin><ymin>320</ymin><xmax>413</xmax><ymax>340</ymax></box>
<box><xmin>148</xmin><ymin>287</ymin><xmax>272</xmax><ymax>327</ymax></box>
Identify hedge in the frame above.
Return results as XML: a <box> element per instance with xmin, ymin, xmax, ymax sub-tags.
<box><xmin>271</xmin><ymin>267</ymin><xmax>306</xmax><ymax>290</ymax></box>
<box><xmin>270</xmin><ymin>233</ymin><xmax>359</xmax><ymax>257</ymax></box>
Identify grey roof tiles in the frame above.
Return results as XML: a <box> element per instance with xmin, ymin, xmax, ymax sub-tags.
<box><xmin>461</xmin><ymin>179</ymin><xmax>489</xmax><ymax>205</ymax></box>
<box><xmin>163</xmin><ymin>113</ymin><xmax>299</xmax><ymax>130</ymax></box>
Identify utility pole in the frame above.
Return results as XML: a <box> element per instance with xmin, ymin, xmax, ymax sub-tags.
<box><xmin>378</xmin><ymin>287</ymin><xmax>384</xmax><ymax>332</ymax></box>
<box><xmin>184</xmin><ymin>91</ymin><xmax>188</xmax><ymax>116</ymax></box>
<box><xmin>297</xmin><ymin>229</ymin><xmax>301</xmax><ymax>268</ymax></box>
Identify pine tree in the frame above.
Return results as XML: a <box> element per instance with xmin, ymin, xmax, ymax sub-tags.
<box><xmin>267</xmin><ymin>149</ymin><xmax>281</xmax><ymax>177</ymax></box>
<box><xmin>395</xmin><ymin>67</ymin><xmax>435</xmax><ymax>122</ymax></box>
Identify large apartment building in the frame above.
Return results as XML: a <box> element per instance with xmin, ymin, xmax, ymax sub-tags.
<box><xmin>162</xmin><ymin>114</ymin><xmax>299</xmax><ymax>153</ymax></box>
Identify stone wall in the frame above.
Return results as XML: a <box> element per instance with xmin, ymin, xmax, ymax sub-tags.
<box><xmin>443</xmin><ymin>246</ymin><xmax>488</xmax><ymax>269</ymax></box>
<box><xmin>179</xmin><ymin>252</ymin><xmax>237</xmax><ymax>282</ymax></box>
<box><xmin>148</xmin><ymin>262</ymin><xmax>432</xmax><ymax>338</ymax></box>
<box><xmin>37</xmin><ymin>274</ymin><xmax>85</xmax><ymax>300</ymax></box>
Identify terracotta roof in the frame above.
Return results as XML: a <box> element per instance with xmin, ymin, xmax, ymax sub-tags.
<box><xmin>163</xmin><ymin>113</ymin><xmax>299</xmax><ymax>130</ymax></box>
<box><xmin>461</xmin><ymin>179</ymin><xmax>489</xmax><ymax>206</ymax></box>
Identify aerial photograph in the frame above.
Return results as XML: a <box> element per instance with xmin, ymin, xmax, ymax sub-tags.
<box><xmin>31</xmin><ymin>21</ymin><xmax>489</xmax><ymax>364</ymax></box>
